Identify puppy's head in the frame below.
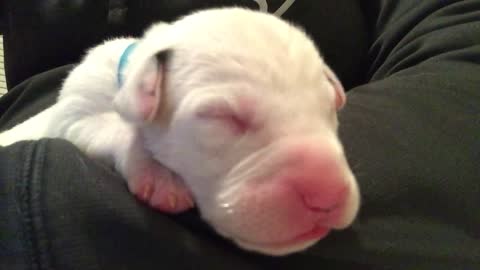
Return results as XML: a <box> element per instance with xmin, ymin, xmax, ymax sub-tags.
<box><xmin>114</xmin><ymin>8</ymin><xmax>359</xmax><ymax>256</ymax></box>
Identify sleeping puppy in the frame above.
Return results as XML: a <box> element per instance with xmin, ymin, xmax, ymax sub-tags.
<box><xmin>0</xmin><ymin>8</ymin><xmax>360</xmax><ymax>255</ymax></box>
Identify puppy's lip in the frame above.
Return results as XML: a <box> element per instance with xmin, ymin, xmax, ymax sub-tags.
<box><xmin>263</xmin><ymin>226</ymin><xmax>330</xmax><ymax>247</ymax></box>
<box><xmin>291</xmin><ymin>226</ymin><xmax>331</xmax><ymax>243</ymax></box>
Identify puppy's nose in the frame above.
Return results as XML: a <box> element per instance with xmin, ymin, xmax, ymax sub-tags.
<box><xmin>277</xmin><ymin>142</ymin><xmax>349</xmax><ymax>218</ymax></box>
<box><xmin>294</xmin><ymin>178</ymin><xmax>348</xmax><ymax>214</ymax></box>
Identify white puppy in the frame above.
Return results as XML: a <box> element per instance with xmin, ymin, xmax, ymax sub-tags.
<box><xmin>0</xmin><ymin>8</ymin><xmax>359</xmax><ymax>255</ymax></box>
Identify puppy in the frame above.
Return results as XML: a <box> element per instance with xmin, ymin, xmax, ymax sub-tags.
<box><xmin>0</xmin><ymin>8</ymin><xmax>360</xmax><ymax>255</ymax></box>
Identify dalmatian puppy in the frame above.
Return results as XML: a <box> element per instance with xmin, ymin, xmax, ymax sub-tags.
<box><xmin>0</xmin><ymin>8</ymin><xmax>359</xmax><ymax>255</ymax></box>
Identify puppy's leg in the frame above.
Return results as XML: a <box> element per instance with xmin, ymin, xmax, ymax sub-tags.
<box><xmin>122</xmin><ymin>148</ymin><xmax>194</xmax><ymax>213</ymax></box>
<box><xmin>64</xmin><ymin>112</ymin><xmax>194</xmax><ymax>213</ymax></box>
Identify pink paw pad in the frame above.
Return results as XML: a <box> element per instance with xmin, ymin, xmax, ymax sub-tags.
<box><xmin>129</xmin><ymin>162</ymin><xmax>194</xmax><ymax>213</ymax></box>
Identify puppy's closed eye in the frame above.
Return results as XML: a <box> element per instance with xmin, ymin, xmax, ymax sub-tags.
<box><xmin>195</xmin><ymin>99</ymin><xmax>252</xmax><ymax>135</ymax></box>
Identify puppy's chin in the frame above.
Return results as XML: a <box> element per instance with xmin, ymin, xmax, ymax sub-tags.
<box><xmin>211</xmin><ymin>223</ymin><xmax>328</xmax><ymax>256</ymax></box>
<box><xmin>233</xmin><ymin>238</ymin><xmax>320</xmax><ymax>256</ymax></box>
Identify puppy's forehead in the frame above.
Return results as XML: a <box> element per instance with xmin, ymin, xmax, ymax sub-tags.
<box><xmin>169</xmin><ymin>9</ymin><xmax>328</xmax><ymax>95</ymax></box>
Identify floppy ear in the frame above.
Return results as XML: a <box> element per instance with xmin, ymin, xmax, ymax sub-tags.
<box><xmin>323</xmin><ymin>65</ymin><xmax>346</xmax><ymax>110</ymax></box>
<box><xmin>113</xmin><ymin>51</ymin><xmax>170</xmax><ymax>124</ymax></box>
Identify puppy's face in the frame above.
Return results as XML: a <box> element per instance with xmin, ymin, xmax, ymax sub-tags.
<box><xmin>116</xmin><ymin>8</ymin><xmax>359</xmax><ymax>255</ymax></box>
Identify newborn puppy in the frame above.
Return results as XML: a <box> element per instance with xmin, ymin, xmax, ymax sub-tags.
<box><xmin>0</xmin><ymin>8</ymin><xmax>360</xmax><ymax>255</ymax></box>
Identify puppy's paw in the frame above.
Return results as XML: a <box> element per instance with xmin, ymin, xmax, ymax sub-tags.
<box><xmin>127</xmin><ymin>160</ymin><xmax>194</xmax><ymax>213</ymax></box>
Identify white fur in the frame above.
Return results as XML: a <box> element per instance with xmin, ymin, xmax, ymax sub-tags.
<box><xmin>0</xmin><ymin>8</ymin><xmax>359</xmax><ymax>256</ymax></box>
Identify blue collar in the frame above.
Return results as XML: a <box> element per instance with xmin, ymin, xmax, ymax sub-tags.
<box><xmin>117</xmin><ymin>42</ymin><xmax>138</xmax><ymax>87</ymax></box>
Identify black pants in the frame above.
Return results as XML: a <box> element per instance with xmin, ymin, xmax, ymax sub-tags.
<box><xmin>1</xmin><ymin>1</ymin><xmax>479</xmax><ymax>269</ymax></box>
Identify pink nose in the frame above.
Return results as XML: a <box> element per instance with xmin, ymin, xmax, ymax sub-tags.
<box><xmin>278</xmin><ymin>143</ymin><xmax>348</xmax><ymax>214</ymax></box>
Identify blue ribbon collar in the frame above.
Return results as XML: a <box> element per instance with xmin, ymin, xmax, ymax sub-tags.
<box><xmin>117</xmin><ymin>42</ymin><xmax>138</xmax><ymax>88</ymax></box>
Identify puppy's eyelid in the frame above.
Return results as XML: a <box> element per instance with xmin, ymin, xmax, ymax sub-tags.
<box><xmin>196</xmin><ymin>102</ymin><xmax>252</xmax><ymax>135</ymax></box>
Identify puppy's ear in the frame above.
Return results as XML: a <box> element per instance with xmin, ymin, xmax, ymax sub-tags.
<box><xmin>324</xmin><ymin>65</ymin><xmax>346</xmax><ymax>110</ymax></box>
<box><xmin>114</xmin><ymin>51</ymin><xmax>170</xmax><ymax>124</ymax></box>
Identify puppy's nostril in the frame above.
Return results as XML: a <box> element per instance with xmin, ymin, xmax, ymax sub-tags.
<box><xmin>302</xmin><ymin>196</ymin><xmax>341</xmax><ymax>214</ymax></box>
<box><xmin>303</xmin><ymin>195</ymin><xmax>341</xmax><ymax>213</ymax></box>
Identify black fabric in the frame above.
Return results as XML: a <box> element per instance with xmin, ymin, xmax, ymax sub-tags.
<box><xmin>1</xmin><ymin>0</ymin><xmax>480</xmax><ymax>269</ymax></box>
<box><xmin>2</xmin><ymin>0</ymin><xmax>368</xmax><ymax>90</ymax></box>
